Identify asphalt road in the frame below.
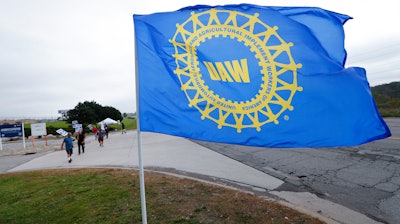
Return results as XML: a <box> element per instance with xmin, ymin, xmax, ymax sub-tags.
<box><xmin>195</xmin><ymin>118</ymin><xmax>400</xmax><ymax>224</ymax></box>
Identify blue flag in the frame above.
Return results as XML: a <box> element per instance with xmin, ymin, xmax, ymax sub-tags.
<box><xmin>133</xmin><ymin>4</ymin><xmax>391</xmax><ymax>147</ymax></box>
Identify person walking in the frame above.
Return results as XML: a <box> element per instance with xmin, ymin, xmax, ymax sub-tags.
<box><xmin>105</xmin><ymin>124</ymin><xmax>109</xmax><ymax>139</ymax></box>
<box><xmin>98</xmin><ymin>128</ymin><xmax>105</xmax><ymax>147</ymax></box>
<box><xmin>76</xmin><ymin>130</ymin><xmax>85</xmax><ymax>154</ymax></box>
<box><xmin>61</xmin><ymin>132</ymin><xmax>74</xmax><ymax>163</ymax></box>
<box><xmin>92</xmin><ymin>126</ymin><xmax>98</xmax><ymax>140</ymax></box>
<box><xmin>121</xmin><ymin>122</ymin><xmax>126</xmax><ymax>134</ymax></box>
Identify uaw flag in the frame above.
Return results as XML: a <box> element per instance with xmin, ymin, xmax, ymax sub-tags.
<box><xmin>133</xmin><ymin>4</ymin><xmax>391</xmax><ymax>147</ymax></box>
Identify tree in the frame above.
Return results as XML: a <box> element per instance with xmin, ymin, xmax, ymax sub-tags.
<box><xmin>102</xmin><ymin>106</ymin><xmax>123</xmax><ymax>121</ymax></box>
<box><xmin>67</xmin><ymin>101</ymin><xmax>123</xmax><ymax>126</ymax></box>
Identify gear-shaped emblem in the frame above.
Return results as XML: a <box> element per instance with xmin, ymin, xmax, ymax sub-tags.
<box><xmin>170</xmin><ymin>9</ymin><xmax>302</xmax><ymax>132</ymax></box>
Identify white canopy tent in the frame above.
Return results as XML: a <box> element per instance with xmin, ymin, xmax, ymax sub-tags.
<box><xmin>98</xmin><ymin>118</ymin><xmax>119</xmax><ymax>131</ymax></box>
<box><xmin>98</xmin><ymin>118</ymin><xmax>118</xmax><ymax>125</ymax></box>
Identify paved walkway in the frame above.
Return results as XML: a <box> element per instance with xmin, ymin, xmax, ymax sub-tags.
<box><xmin>3</xmin><ymin>131</ymin><xmax>382</xmax><ymax>224</ymax></box>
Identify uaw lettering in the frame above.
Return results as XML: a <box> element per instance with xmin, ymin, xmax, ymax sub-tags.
<box><xmin>171</xmin><ymin>9</ymin><xmax>302</xmax><ymax>132</ymax></box>
<box><xmin>203</xmin><ymin>59</ymin><xmax>250</xmax><ymax>83</ymax></box>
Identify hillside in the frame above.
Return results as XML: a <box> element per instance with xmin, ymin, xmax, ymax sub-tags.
<box><xmin>371</xmin><ymin>81</ymin><xmax>400</xmax><ymax>117</ymax></box>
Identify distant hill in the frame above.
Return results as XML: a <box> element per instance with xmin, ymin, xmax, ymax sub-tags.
<box><xmin>371</xmin><ymin>81</ymin><xmax>400</xmax><ymax>117</ymax></box>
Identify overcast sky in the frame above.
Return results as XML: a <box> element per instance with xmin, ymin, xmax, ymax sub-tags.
<box><xmin>0</xmin><ymin>0</ymin><xmax>398</xmax><ymax>119</ymax></box>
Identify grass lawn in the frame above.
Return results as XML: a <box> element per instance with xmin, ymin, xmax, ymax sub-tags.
<box><xmin>23</xmin><ymin>121</ymin><xmax>72</xmax><ymax>129</ymax></box>
<box><xmin>121</xmin><ymin>117</ymin><xmax>137</xmax><ymax>130</ymax></box>
<box><xmin>0</xmin><ymin>168</ymin><xmax>325</xmax><ymax>224</ymax></box>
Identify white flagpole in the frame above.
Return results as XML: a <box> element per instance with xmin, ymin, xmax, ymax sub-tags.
<box><xmin>134</xmin><ymin>22</ymin><xmax>148</xmax><ymax>224</ymax></box>
<box><xmin>22</xmin><ymin>123</ymin><xmax>26</xmax><ymax>149</ymax></box>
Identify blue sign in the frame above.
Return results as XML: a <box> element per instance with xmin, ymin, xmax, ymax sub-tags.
<box><xmin>0</xmin><ymin>124</ymin><xmax>23</xmax><ymax>138</ymax></box>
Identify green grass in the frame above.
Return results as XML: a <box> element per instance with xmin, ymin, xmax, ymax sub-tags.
<box><xmin>0</xmin><ymin>169</ymin><xmax>325</xmax><ymax>224</ymax></box>
<box><xmin>46</xmin><ymin>120</ymin><xmax>72</xmax><ymax>128</ymax></box>
<box><xmin>23</xmin><ymin>121</ymin><xmax>71</xmax><ymax>129</ymax></box>
<box><xmin>378</xmin><ymin>108</ymin><xmax>400</xmax><ymax>117</ymax></box>
<box><xmin>121</xmin><ymin>117</ymin><xmax>137</xmax><ymax>130</ymax></box>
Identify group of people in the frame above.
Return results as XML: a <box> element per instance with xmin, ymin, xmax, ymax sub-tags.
<box><xmin>60</xmin><ymin>130</ymin><xmax>85</xmax><ymax>163</ymax></box>
<box><xmin>61</xmin><ymin>122</ymin><xmax>127</xmax><ymax>163</ymax></box>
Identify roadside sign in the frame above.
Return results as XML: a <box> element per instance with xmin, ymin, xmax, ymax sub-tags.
<box><xmin>31</xmin><ymin>123</ymin><xmax>47</xmax><ymax>136</ymax></box>
<box><xmin>0</xmin><ymin>124</ymin><xmax>23</xmax><ymax>138</ymax></box>
<box><xmin>0</xmin><ymin>123</ymin><xmax>26</xmax><ymax>150</ymax></box>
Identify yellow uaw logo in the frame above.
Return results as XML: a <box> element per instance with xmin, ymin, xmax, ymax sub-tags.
<box><xmin>170</xmin><ymin>9</ymin><xmax>302</xmax><ymax>132</ymax></box>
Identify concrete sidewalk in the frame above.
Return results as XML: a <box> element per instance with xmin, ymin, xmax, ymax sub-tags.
<box><xmin>5</xmin><ymin>131</ymin><xmax>382</xmax><ymax>224</ymax></box>
<box><xmin>8</xmin><ymin>131</ymin><xmax>283</xmax><ymax>190</ymax></box>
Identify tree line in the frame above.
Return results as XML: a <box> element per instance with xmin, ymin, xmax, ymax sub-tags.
<box><xmin>67</xmin><ymin>101</ymin><xmax>123</xmax><ymax>127</ymax></box>
<box><xmin>372</xmin><ymin>81</ymin><xmax>400</xmax><ymax>117</ymax></box>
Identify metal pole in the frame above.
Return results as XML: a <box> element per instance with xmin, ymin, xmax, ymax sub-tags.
<box><xmin>134</xmin><ymin>16</ymin><xmax>148</xmax><ymax>224</ymax></box>
<box><xmin>136</xmin><ymin>126</ymin><xmax>147</xmax><ymax>224</ymax></box>
<box><xmin>22</xmin><ymin>123</ymin><xmax>26</xmax><ymax>149</ymax></box>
